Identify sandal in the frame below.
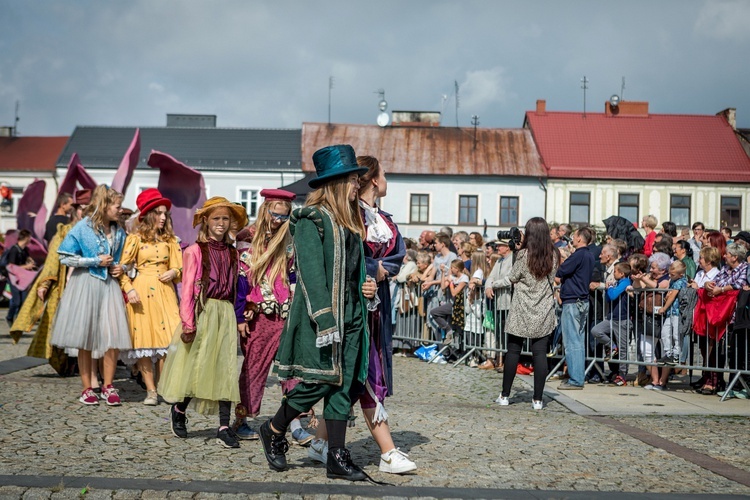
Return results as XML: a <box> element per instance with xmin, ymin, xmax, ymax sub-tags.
<box><xmin>700</xmin><ymin>383</ymin><xmax>717</xmax><ymax>395</ymax></box>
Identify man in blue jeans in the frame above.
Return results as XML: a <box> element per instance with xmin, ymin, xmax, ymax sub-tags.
<box><xmin>555</xmin><ymin>227</ymin><xmax>595</xmax><ymax>389</ymax></box>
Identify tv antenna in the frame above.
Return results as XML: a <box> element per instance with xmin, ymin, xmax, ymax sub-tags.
<box><xmin>14</xmin><ymin>100</ymin><xmax>20</xmax><ymax>136</ymax></box>
<box><xmin>471</xmin><ymin>115</ymin><xmax>480</xmax><ymax>150</ymax></box>
<box><xmin>328</xmin><ymin>76</ymin><xmax>334</xmax><ymax>124</ymax></box>
<box><xmin>454</xmin><ymin>80</ymin><xmax>460</xmax><ymax>127</ymax></box>
<box><xmin>620</xmin><ymin>76</ymin><xmax>626</xmax><ymax>101</ymax></box>
<box><xmin>581</xmin><ymin>76</ymin><xmax>589</xmax><ymax>118</ymax></box>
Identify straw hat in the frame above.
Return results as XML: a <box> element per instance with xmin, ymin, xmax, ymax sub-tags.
<box><xmin>192</xmin><ymin>196</ymin><xmax>249</xmax><ymax>228</ymax></box>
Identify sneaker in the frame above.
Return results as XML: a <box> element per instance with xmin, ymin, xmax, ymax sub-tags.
<box><xmin>379</xmin><ymin>448</ymin><xmax>417</xmax><ymax>474</ymax></box>
<box><xmin>292</xmin><ymin>427</ymin><xmax>314</xmax><ymax>446</ymax></box>
<box><xmin>586</xmin><ymin>374</ymin><xmax>602</xmax><ymax>384</ymax></box>
<box><xmin>170</xmin><ymin>405</ymin><xmax>188</xmax><ymax>438</ymax></box>
<box><xmin>495</xmin><ymin>395</ymin><xmax>509</xmax><ymax>406</ymax></box>
<box><xmin>532</xmin><ymin>400</ymin><xmax>544</xmax><ymax>410</ymax></box>
<box><xmin>548</xmin><ymin>371</ymin><xmax>563</xmax><ymax>380</ymax></box>
<box><xmin>235</xmin><ymin>422</ymin><xmax>259</xmax><ymax>440</ymax></box>
<box><xmin>216</xmin><ymin>427</ymin><xmax>240</xmax><ymax>449</ymax></box>
<box><xmin>651</xmin><ymin>384</ymin><xmax>665</xmax><ymax>391</ymax></box>
<box><xmin>643</xmin><ymin>383</ymin><xmax>659</xmax><ymax>390</ymax></box>
<box><xmin>557</xmin><ymin>382</ymin><xmax>583</xmax><ymax>390</ymax></box>
<box><xmin>468</xmin><ymin>358</ymin><xmax>478</xmax><ymax>368</ymax></box>
<box><xmin>101</xmin><ymin>385</ymin><xmax>122</xmax><ymax>406</ymax></box>
<box><xmin>656</xmin><ymin>356</ymin><xmax>671</xmax><ymax>365</ymax></box>
<box><xmin>547</xmin><ymin>345</ymin><xmax>559</xmax><ymax>357</ymax></box>
<box><xmin>308</xmin><ymin>438</ymin><xmax>328</xmax><ymax>464</ymax></box>
<box><xmin>443</xmin><ymin>331</ymin><xmax>454</xmax><ymax>344</ymax></box>
<box><xmin>614</xmin><ymin>375</ymin><xmax>627</xmax><ymax>387</ymax></box>
<box><xmin>79</xmin><ymin>388</ymin><xmax>99</xmax><ymax>405</ymax></box>
<box><xmin>143</xmin><ymin>390</ymin><xmax>158</xmax><ymax>406</ymax></box>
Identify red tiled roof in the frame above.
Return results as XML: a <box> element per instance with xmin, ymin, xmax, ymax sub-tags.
<box><xmin>302</xmin><ymin>122</ymin><xmax>545</xmax><ymax>177</ymax></box>
<box><xmin>0</xmin><ymin>136</ymin><xmax>69</xmax><ymax>172</ymax></box>
<box><xmin>524</xmin><ymin>110</ymin><xmax>750</xmax><ymax>183</ymax></box>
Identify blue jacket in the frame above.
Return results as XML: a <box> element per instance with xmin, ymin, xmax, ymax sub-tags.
<box><xmin>57</xmin><ymin>217</ymin><xmax>126</xmax><ymax>281</ymax></box>
<box><xmin>606</xmin><ymin>277</ymin><xmax>631</xmax><ymax>320</ymax></box>
<box><xmin>556</xmin><ymin>245</ymin><xmax>594</xmax><ymax>304</ymax></box>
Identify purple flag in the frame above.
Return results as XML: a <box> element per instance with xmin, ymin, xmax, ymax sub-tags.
<box><xmin>16</xmin><ymin>179</ymin><xmax>47</xmax><ymax>244</ymax></box>
<box><xmin>111</xmin><ymin>128</ymin><xmax>141</xmax><ymax>195</ymax></box>
<box><xmin>58</xmin><ymin>153</ymin><xmax>97</xmax><ymax>197</ymax></box>
<box><xmin>147</xmin><ymin>150</ymin><xmax>206</xmax><ymax>247</ymax></box>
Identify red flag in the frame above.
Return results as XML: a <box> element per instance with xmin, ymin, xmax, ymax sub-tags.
<box><xmin>111</xmin><ymin>128</ymin><xmax>141</xmax><ymax>195</ymax></box>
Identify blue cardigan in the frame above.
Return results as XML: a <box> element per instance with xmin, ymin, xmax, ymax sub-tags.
<box><xmin>57</xmin><ymin>217</ymin><xmax>126</xmax><ymax>280</ymax></box>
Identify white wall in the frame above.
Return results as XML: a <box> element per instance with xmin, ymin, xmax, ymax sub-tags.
<box><xmin>0</xmin><ymin>172</ymin><xmax>58</xmax><ymax>233</ymax></box>
<box><xmin>380</xmin><ymin>174</ymin><xmax>547</xmax><ymax>240</ymax></box>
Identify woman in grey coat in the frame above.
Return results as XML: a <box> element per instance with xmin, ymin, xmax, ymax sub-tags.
<box><xmin>496</xmin><ymin>217</ymin><xmax>560</xmax><ymax>410</ymax></box>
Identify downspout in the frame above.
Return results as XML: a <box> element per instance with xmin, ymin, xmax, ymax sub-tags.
<box><xmin>538</xmin><ymin>176</ymin><xmax>547</xmax><ymax>220</ymax></box>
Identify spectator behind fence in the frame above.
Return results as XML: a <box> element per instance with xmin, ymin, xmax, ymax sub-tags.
<box><xmin>688</xmin><ymin>222</ymin><xmax>705</xmax><ymax>264</ymax></box>
<box><xmin>705</xmin><ymin>231</ymin><xmax>727</xmax><ymax>266</ymax></box>
<box><xmin>642</xmin><ymin>215</ymin><xmax>658</xmax><ymax>257</ymax></box>
<box><xmin>662</xmin><ymin>221</ymin><xmax>678</xmax><ymax>238</ymax></box>
<box><xmin>654</xmin><ymin>233</ymin><xmax>674</xmax><ymax>257</ymax></box>
<box><xmin>418</xmin><ymin>230</ymin><xmax>435</xmax><ymax>252</ymax></box>
<box><xmin>484</xmin><ymin>239</ymin><xmax>513</xmax><ymax>371</ymax></box>
<box><xmin>429</xmin><ymin>259</ymin><xmax>468</xmax><ymax>344</ymax></box>
<box><xmin>459</xmin><ymin>241</ymin><xmax>476</xmax><ymax>271</ymax></box>
<box><xmin>496</xmin><ymin>217</ymin><xmax>560</xmax><ymax>410</ymax></box>
<box><xmin>556</xmin><ymin>223</ymin><xmax>573</xmax><ymax>248</ymax></box>
<box><xmin>590</xmin><ymin>261</ymin><xmax>632</xmax><ymax>386</ymax></box>
<box><xmin>721</xmin><ymin>226</ymin><xmax>733</xmax><ymax>245</ymax></box>
<box><xmin>656</xmin><ymin>261</ymin><xmax>688</xmax><ymax>376</ymax></box>
<box><xmin>699</xmin><ymin>242</ymin><xmax>748</xmax><ymax>395</ymax></box>
<box><xmin>555</xmin><ymin>226</ymin><xmax>595</xmax><ymax>390</ymax></box>
<box><xmin>673</xmin><ymin>240</ymin><xmax>696</xmax><ymax>280</ymax></box>
<box><xmin>469</xmin><ymin>232</ymin><xmax>484</xmax><ymax>248</ymax></box>
<box><xmin>638</xmin><ymin>252</ymin><xmax>671</xmax><ymax>390</ymax></box>
<box><xmin>465</xmin><ymin>250</ymin><xmax>489</xmax><ymax>365</ymax></box>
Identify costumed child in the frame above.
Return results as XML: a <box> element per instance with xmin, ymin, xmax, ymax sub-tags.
<box><xmin>232</xmin><ymin>188</ymin><xmax>312</xmax><ymax>445</ymax></box>
<box><xmin>306</xmin><ymin>154</ymin><xmax>416</xmax><ymax>474</ymax></box>
<box><xmin>258</xmin><ymin>144</ymin><xmax>378</xmax><ymax>481</ymax></box>
<box><xmin>50</xmin><ymin>184</ymin><xmax>131</xmax><ymax>406</ymax></box>
<box><xmin>11</xmin><ymin>189</ymin><xmax>91</xmax><ymax>377</ymax></box>
<box><xmin>160</xmin><ymin>197</ymin><xmax>248</xmax><ymax>448</ymax></box>
<box><xmin>119</xmin><ymin>189</ymin><xmax>182</xmax><ymax>406</ymax></box>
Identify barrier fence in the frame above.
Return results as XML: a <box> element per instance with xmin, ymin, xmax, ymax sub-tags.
<box><xmin>390</xmin><ymin>282</ymin><xmax>750</xmax><ymax>402</ymax></box>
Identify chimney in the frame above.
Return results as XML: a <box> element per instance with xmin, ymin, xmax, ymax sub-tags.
<box><xmin>605</xmin><ymin>101</ymin><xmax>649</xmax><ymax>117</ymax></box>
<box><xmin>717</xmin><ymin>108</ymin><xmax>737</xmax><ymax>130</ymax></box>
<box><xmin>536</xmin><ymin>100</ymin><xmax>546</xmax><ymax>115</ymax></box>
<box><xmin>391</xmin><ymin>111</ymin><xmax>441</xmax><ymax>127</ymax></box>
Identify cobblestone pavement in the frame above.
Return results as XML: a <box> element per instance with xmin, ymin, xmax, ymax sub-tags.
<box><xmin>1</xmin><ymin>320</ymin><xmax>749</xmax><ymax>499</ymax></box>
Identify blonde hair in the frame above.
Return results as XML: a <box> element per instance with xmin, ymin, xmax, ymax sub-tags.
<box><xmin>643</xmin><ymin>215</ymin><xmax>658</xmax><ymax>230</ymax></box>
<box><xmin>84</xmin><ymin>185</ymin><xmax>123</xmax><ymax>232</ymax></box>
<box><xmin>249</xmin><ymin>200</ymin><xmax>292</xmax><ymax>288</ymax></box>
<box><xmin>305</xmin><ymin>176</ymin><xmax>365</xmax><ymax>238</ymax></box>
<box><xmin>136</xmin><ymin>207</ymin><xmax>176</xmax><ymax>243</ymax></box>
<box><xmin>196</xmin><ymin>206</ymin><xmax>235</xmax><ymax>244</ymax></box>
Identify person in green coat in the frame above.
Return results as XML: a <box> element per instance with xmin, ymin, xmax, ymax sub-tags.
<box><xmin>259</xmin><ymin>144</ymin><xmax>377</xmax><ymax>481</ymax></box>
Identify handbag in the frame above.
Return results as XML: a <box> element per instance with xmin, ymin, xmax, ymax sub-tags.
<box><xmin>639</xmin><ymin>289</ymin><xmax>664</xmax><ymax>314</ymax></box>
<box><xmin>482</xmin><ymin>309</ymin><xmax>495</xmax><ymax>330</ymax></box>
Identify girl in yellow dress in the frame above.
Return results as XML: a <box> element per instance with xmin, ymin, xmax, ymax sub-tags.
<box><xmin>119</xmin><ymin>189</ymin><xmax>182</xmax><ymax>405</ymax></box>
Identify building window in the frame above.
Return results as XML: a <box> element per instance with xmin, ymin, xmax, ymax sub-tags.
<box><xmin>569</xmin><ymin>192</ymin><xmax>590</xmax><ymax>225</ymax></box>
<box><xmin>410</xmin><ymin>194</ymin><xmax>429</xmax><ymax>223</ymax></box>
<box><xmin>458</xmin><ymin>195</ymin><xmax>478</xmax><ymax>225</ymax></box>
<box><xmin>618</xmin><ymin>193</ymin><xmax>639</xmax><ymax>224</ymax></box>
<box><xmin>239</xmin><ymin>189</ymin><xmax>259</xmax><ymax>219</ymax></box>
<box><xmin>721</xmin><ymin>196</ymin><xmax>742</xmax><ymax>230</ymax></box>
<box><xmin>499</xmin><ymin>196</ymin><xmax>519</xmax><ymax>226</ymax></box>
<box><xmin>669</xmin><ymin>194</ymin><xmax>691</xmax><ymax>227</ymax></box>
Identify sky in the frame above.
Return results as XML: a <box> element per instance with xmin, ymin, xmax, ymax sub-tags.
<box><xmin>1</xmin><ymin>0</ymin><xmax>749</xmax><ymax>136</ymax></box>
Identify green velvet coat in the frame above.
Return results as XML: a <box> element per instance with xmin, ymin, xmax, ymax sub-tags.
<box><xmin>275</xmin><ymin>206</ymin><xmax>369</xmax><ymax>386</ymax></box>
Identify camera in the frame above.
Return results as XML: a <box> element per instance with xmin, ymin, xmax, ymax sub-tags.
<box><xmin>497</xmin><ymin>227</ymin><xmax>522</xmax><ymax>249</ymax></box>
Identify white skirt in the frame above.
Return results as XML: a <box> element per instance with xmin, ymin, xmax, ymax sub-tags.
<box><xmin>51</xmin><ymin>268</ymin><xmax>132</xmax><ymax>359</ymax></box>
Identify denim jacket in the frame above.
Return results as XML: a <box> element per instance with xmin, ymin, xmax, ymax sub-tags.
<box><xmin>57</xmin><ymin>217</ymin><xmax>126</xmax><ymax>281</ymax></box>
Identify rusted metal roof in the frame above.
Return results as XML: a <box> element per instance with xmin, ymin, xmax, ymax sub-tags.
<box><xmin>301</xmin><ymin>122</ymin><xmax>545</xmax><ymax>177</ymax></box>
<box><xmin>0</xmin><ymin>136</ymin><xmax>69</xmax><ymax>172</ymax></box>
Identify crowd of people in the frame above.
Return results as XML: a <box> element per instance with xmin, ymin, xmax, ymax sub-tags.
<box><xmin>3</xmin><ymin>144</ymin><xmax>418</xmax><ymax>482</ymax></box>
<box><xmin>389</xmin><ymin>217</ymin><xmax>750</xmax><ymax>401</ymax></box>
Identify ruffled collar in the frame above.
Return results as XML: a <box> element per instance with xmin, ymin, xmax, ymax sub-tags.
<box><xmin>359</xmin><ymin>199</ymin><xmax>393</xmax><ymax>244</ymax></box>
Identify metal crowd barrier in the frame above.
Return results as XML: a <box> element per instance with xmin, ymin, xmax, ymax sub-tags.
<box><xmin>390</xmin><ymin>282</ymin><xmax>750</xmax><ymax>402</ymax></box>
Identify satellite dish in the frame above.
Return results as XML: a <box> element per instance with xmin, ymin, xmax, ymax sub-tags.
<box><xmin>609</xmin><ymin>94</ymin><xmax>620</xmax><ymax>107</ymax></box>
<box><xmin>377</xmin><ymin>112</ymin><xmax>390</xmax><ymax>127</ymax></box>
<box><xmin>378</xmin><ymin>99</ymin><xmax>388</xmax><ymax>112</ymax></box>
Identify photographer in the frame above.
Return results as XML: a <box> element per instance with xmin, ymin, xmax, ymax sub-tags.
<box><xmin>495</xmin><ymin>218</ymin><xmax>560</xmax><ymax>410</ymax></box>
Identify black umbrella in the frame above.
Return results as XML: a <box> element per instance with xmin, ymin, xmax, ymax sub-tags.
<box><xmin>603</xmin><ymin>215</ymin><xmax>645</xmax><ymax>253</ymax></box>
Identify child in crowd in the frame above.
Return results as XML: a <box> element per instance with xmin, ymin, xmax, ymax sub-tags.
<box><xmin>590</xmin><ymin>262</ymin><xmax>632</xmax><ymax>386</ymax></box>
<box><xmin>159</xmin><ymin>197</ymin><xmax>248</xmax><ymax>449</ymax></box>
<box><xmin>429</xmin><ymin>259</ymin><xmax>468</xmax><ymax>344</ymax></box>
<box><xmin>465</xmin><ymin>250</ymin><xmax>489</xmax><ymax>359</ymax></box>
<box><xmin>657</xmin><ymin>260</ymin><xmax>688</xmax><ymax>371</ymax></box>
<box><xmin>51</xmin><ymin>185</ymin><xmax>131</xmax><ymax>406</ymax></box>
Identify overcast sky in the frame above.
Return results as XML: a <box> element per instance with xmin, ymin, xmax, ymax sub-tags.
<box><xmin>1</xmin><ymin>0</ymin><xmax>749</xmax><ymax>136</ymax></box>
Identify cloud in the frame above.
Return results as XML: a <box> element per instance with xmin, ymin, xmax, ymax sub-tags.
<box><xmin>459</xmin><ymin>67</ymin><xmax>515</xmax><ymax>112</ymax></box>
<box><xmin>695</xmin><ymin>0</ymin><xmax>750</xmax><ymax>41</ymax></box>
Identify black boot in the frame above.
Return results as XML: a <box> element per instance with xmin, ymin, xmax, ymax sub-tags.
<box><xmin>326</xmin><ymin>447</ymin><xmax>366</xmax><ymax>481</ymax></box>
<box><xmin>259</xmin><ymin>420</ymin><xmax>289</xmax><ymax>471</ymax></box>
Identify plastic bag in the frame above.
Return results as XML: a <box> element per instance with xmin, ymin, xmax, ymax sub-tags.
<box><xmin>414</xmin><ymin>343</ymin><xmax>438</xmax><ymax>361</ymax></box>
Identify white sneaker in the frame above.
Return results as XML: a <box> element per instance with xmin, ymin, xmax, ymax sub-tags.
<box><xmin>532</xmin><ymin>400</ymin><xmax>543</xmax><ymax>410</ymax></box>
<box><xmin>307</xmin><ymin>438</ymin><xmax>328</xmax><ymax>464</ymax></box>
<box><xmin>495</xmin><ymin>395</ymin><xmax>509</xmax><ymax>406</ymax></box>
<box><xmin>143</xmin><ymin>390</ymin><xmax>158</xmax><ymax>406</ymax></box>
<box><xmin>379</xmin><ymin>448</ymin><xmax>417</xmax><ymax>474</ymax></box>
